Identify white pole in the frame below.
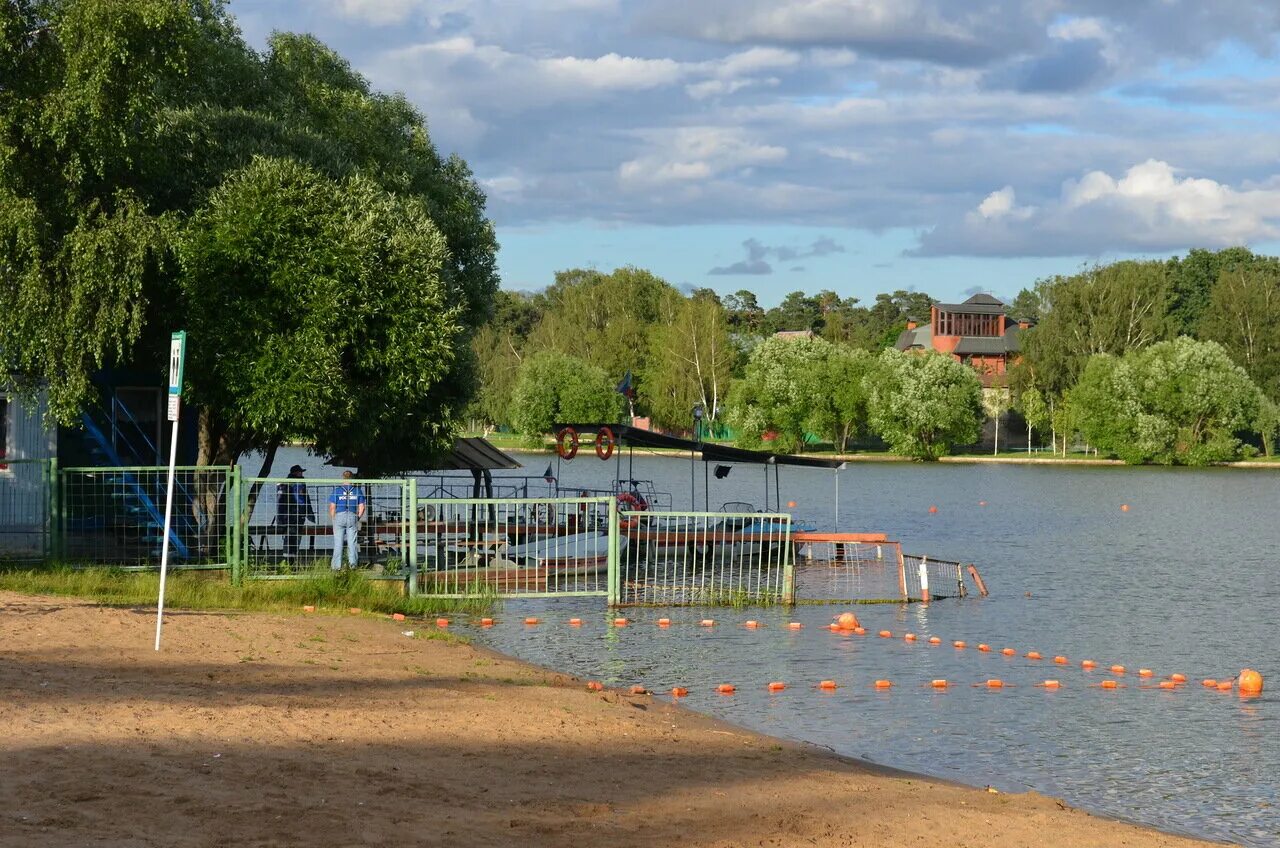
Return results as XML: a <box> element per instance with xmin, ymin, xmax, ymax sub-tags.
<box><xmin>834</xmin><ymin>468</ymin><xmax>839</xmax><ymax>532</ymax></box>
<box><xmin>154</xmin><ymin>417</ymin><xmax>180</xmax><ymax>651</ymax></box>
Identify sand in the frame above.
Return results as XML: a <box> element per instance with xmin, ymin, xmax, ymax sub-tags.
<box><xmin>0</xmin><ymin>591</ymin><xmax>1222</xmax><ymax>847</ymax></box>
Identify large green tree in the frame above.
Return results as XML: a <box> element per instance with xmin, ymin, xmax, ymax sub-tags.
<box><xmin>1198</xmin><ymin>257</ymin><xmax>1280</xmax><ymax>401</ymax></box>
<box><xmin>1070</xmin><ymin>338</ymin><xmax>1262</xmax><ymax>465</ymax></box>
<box><xmin>0</xmin><ymin>1</ymin><xmax>497</xmax><ymax>473</ymax></box>
<box><xmin>864</xmin><ymin>350</ymin><xmax>983</xmax><ymax>460</ymax></box>
<box><xmin>645</xmin><ymin>292</ymin><xmax>736</xmax><ymax>432</ymax></box>
<box><xmin>509</xmin><ymin>351</ymin><xmax>621</xmax><ymax>444</ymax></box>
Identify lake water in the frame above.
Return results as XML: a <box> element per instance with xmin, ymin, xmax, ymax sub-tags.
<box><xmin>427</xmin><ymin>453</ymin><xmax>1279</xmax><ymax>847</ymax></box>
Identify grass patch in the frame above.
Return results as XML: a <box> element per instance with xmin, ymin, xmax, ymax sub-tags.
<box><xmin>0</xmin><ymin>564</ymin><xmax>496</xmax><ymax>617</ymax></box>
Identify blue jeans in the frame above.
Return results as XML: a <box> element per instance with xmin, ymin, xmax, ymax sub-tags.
<box><xmin>332</xmin><ymin>512</ymin><xmax>359</xmax><ymax>569</ymax></box>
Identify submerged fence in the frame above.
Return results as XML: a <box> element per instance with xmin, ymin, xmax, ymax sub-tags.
<box><xmin>0</xmin><ymin>462</ymin><xmax>986</xmax><ymax>605</ymax></box>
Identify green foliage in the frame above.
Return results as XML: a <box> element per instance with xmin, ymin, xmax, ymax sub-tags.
<box><xmin>645</xmin><ymin>293</ymin><xmax>736</xmax><ymax>431</ymax></box>
<box><xmin>0</xmin><ymin>1</ymin><xmax>497</xmax><ymax>472</ymax></box>
<box><xmin>864</xmin><ymin>350</ymin><xmax>984</xmax><ymax>460</ymax></box>
<box><xmin>509</xmin><ymin>351</ymin><xmax>621</xmax><ymax>443</ymax></box>
<box><xmin>1256</xmin><ymin>397</ymin><xmax>1280</xmax><ymax>457</ymax></box>
<box><xmin>1198</xmin><ymin>257</ymin><xmax>1280</xmax><ymax>401</ymax></box>
<box><xmin>1166</xmin><ymin>246</ymin><xmax>1260</xmax><ymax>336</ymax></box>
<box><xmin>1070</xmin><ymin>337</ymin><xmax>1262</xmax><ymax>465</ymax></box>
<box><xmin>726</xmin><ymin>336</ymin><xmax>873</xmax><ymax>453</ymax></box>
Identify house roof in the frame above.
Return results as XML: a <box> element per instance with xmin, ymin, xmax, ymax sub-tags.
<box><xmin>953</xmin><ymin>336</ymin><xmax>1012</xmax><ymax>356</ymax></box>
<box><xmin>936</xmin><ymin>293</ymin><xmax>1007</xmax><ymax>315</ymax></box>
<box><xmin>893</xmin><ymin>324</ymin><xmax>933</xmax><ymax>351</ymax></box>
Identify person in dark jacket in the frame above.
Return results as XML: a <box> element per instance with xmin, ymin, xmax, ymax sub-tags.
<box><xmin>276</xmin><ymin>465</ymin><xmax>315</xmax><ymax>560</ymax></box>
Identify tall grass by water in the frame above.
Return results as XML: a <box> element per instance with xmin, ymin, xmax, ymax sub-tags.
<box><xmin>0</xmin><ymin>564</ymin><xmax>493</xmax><ymax>616</ymax></box>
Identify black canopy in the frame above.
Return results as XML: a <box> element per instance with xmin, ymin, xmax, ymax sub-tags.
<box><xmin>553</xmin><ymin>423</ymin><xmax>844</xmax><ymax>469</ymax></box>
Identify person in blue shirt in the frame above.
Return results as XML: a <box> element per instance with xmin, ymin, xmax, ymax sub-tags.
<box><xmin>328</xmin><ymin>470</ymin><xmax>366</xmax><ymax>570</ymax></box>
<box><xmin>276</xmin><ymin>465</ymin><xmax>315</xmax><ymax>560</ymax></box>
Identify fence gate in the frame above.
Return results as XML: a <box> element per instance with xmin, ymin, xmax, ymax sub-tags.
<box><xmin>615</xmin><ymin>510</ymin><xmax>794</xmax><ymax>607</ymax></box>
<box><xmin>412</xmin><ymin>496</ymin><xmax>615</xmax><ymax>599</ymax></box>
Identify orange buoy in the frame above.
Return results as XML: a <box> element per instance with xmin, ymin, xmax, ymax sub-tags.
<box><xmin>700</xmin><ymin>619</ymin><xmax>715</xmax><ymax>627</ymax></box>
<box><xmin>717</xmin><ymin>684</ymin><xmax>736</xmax><ymax>695</ymax></box>
<box><xmin>928</xmin><ymin>505</ymin><xmax>939</xmax><ymax>514</ymax></box>
<box><xmin>853</xmin><ymin>627</ymin><xmax>867</xmax><ymax>635</ymax></box>
<box><xmin>1138</xmin><ymin>668</ymin><xmax>1153</xmax><ymax>677</ymax></box>
<box><xmin>787</xmin><ymin>500</ymin><xmax>797</xmax><ymax>508</ymax></box>
<box><xmin>828</xmin><ymin>623</ymin><xmax>841</xmax><ymax>631</ymax></box>
<box><xmin>986</xmin><ymin>679</ymin><xmax>1005</xmax><ymax>689</ymax></box>
<box><xmin>1001</xmin><ymin>648</ymin><xmax>1016</xmax><ymax>656</ymax></box>
<box><xmin>978</xmin><ymin>500</ymin><xmax>987</xmax><ymax>507</ymax></box>
<box><xmin>568</xmin><ymin>618</ymin><xmax>582</xmax><ymax>627</ymax></box>
<box><xmin>586</xmin><ymin>681</ymin><xmax>604</xmax><ymax>692</ymax></box>
<box><xmin>1202</xmin><ymin>679</ymin><xmax>1218</xmax><ymax>688</ymax></box>
<box><xmin>1157</xmin><ymin>681</ymin><xmax>1176</xmax><ymax>690</ymax></box>
<box><xmin>1110</xmin><ymin>665</ymin><xmax>1126</xmax><ymax>675</ymax></box>
<box><xmin>391</xmin><ymin>612</ymin><xmax>405</xmax><ymax>621</ymax></box>
<box><xmin>613</xmin><ymin>617</ymin><xmax>628</xmax><ymax>627</ymax></box>
<box><xmin>435</xmin><ymin>618</ymin><xmax>450</xmax><ymax>628</ymax></box>
<box><xmin>1081</xmin><ymin>660</ymin><xmax>1097</xmax><ymax>669</ymax></box>
<box><xmin>836</xmin><ymin>612</ymin><xmax>860</xmax><ymax>629</ymax></box>
<box><xmin>904</xmin><ymin>633</ymin><xmax>917</xmax><ymax>642</ymax></box>
<box><xmin>768</xmin><ymin>681</ymin><xmax>787</xmax><ymax>692</ymax></box>
<box><xmin>1217</xmin><ymin>681</ymin><xmax>1234</xmax><ymax>692</ymax></box>
<box><xmin>481</xmin><ymin>617</ymin><xmax>495</xmax><ymax>627</ymax></box>
<box><xmin>524</xmin><ymin>617</ymin><xmax>539</xmax><ymax>625</ymax></box>
<box><xmin>1053</xmin><ymin>656</ymin><xmax>1068</xmax><ymax>664</ymax></box>
<box><xmin>629</xmin><ymin>685</ymin><xmax>648</xmax><ymax>695</ymax></box>
<box><xmin>1026</xmin><ymin>651</ymin><xmax>1043</xmax><ymax>660</ymax></box>
<box><xmin>744</xmin><ymin>620</ymin><xmax>760</xmax><ymax>629</ymax></box>
<box><xmin>879</xmin><ymin>630</ymin><xmax>893</xmax><ymax>638</ymax></box>
<box><xmin>874</xmin><ymin>680</ymin><xmax>893</xmax><ymax>689</ymax></box>
<box><xmin>1170</xmin><ymin>673</ymin><xmax>1188</xmax><ymax>684</ymax></box>
<box><xmin>928</xmin><ymin>636</ymin><xmax>943</xmax><ymax>645</ymax></box>
<box><xmin>1239</xmin><ymin>669</ymin><xmax>1264</xmax><ymax>695</ymax></box>
<box><xmin>818</xmin><ymin>680</ymin><xmax>838</xmax><ymax>690</ymax></box>
<box><xmin>931</xmin><ymin>679</ymin><xmax>949</xmax><ymax>689</ymax></box>
<box><xmin>657</xmin><ymin>618</ymin><xmax>671</xmax><ymax>627</ymax></box>
<box><xmin>1040</xmin><ymin>680</ymin><xmax>1061</xmax><ymax>689</ymax></box>
<box><xmin>1100</xmin><ymin>680</ymin><xmax>1118</xmax><ymax>689</ymax></box>
<box><xmin>954</xmin><ymin>640</ymin><xmax>967</xmax><ymax>649</ymax></box>
<box><xmin>978</xmin><ymin>643</ymin><xmax>991</xmax><ymax>652</ymax></box>
<box><xmin>788</xmin><ymin>622</ymin><xmax>803</xmax><ymax>630</ymax></box>
<box><xmin>302</xmin><ymin>605</ymin><xmax>316</xmax><ymax>613</ymax></box>
<box><xmin>1120</xmin><ymin>504</ymin><xmax>1130</xmax><ymax>512</ymax></box>
<box><xmin>670</xmin><ymin>686</ymin><xmax>689</xmax><ymax>697</ymax></box>
<box><xmin>348</xmin><ymin>607</ymin><xmax>361</xmax><ymax>614</ymax></box>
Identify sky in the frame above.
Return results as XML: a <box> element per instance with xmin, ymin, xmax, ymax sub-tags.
<box><xmin>230</xmin><ymin>1</ymin><xmax>1280</xmax><ymax>306</ymax></box>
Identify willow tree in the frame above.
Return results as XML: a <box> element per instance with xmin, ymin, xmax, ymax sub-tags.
<box><xmin>864</xmin><ymin>350</ymin><xmax>983</xmax><ymax>460</ymax></box>
<box><xmin>0</xmin><ymin>1</ymin><xmax>497</xmax><ymax>476</ymax></box>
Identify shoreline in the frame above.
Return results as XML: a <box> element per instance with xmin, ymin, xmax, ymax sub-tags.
<box><xmin>0</xmin><ymin>591</ymin><xmax>1224</xmax><ymax>847</ymax></box>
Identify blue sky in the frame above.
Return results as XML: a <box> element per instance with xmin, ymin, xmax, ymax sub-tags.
<box><xmin>231</xmin><ymin>1</ymin><xmax>1280</xmax><ymax>306</ymax></box>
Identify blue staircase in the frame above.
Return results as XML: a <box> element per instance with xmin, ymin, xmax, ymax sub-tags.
<box><xmin>78</xmin><ymin>402</ymin><xmax>192</xmax><ymax>559</ymax></box>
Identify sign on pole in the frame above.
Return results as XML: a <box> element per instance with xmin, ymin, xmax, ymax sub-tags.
<box><xmin>155</xmin><ymin>331</ymin><xmax>186</xmax><ymax>651</ymax></box>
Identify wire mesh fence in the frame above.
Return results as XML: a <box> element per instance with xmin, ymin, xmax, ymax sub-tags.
<box><xmin>60</xmin><ymin>466</ymin><xmax>234</xmax><ymax>568</ymax></box>
<box><xmin>902</xmin><ymin>553</ymin><xmax>969</xmax><ymax>601</ymax></box>
<box><xmin>615</xmin><ymin>511</ymin><xmax>794</xmax><ymax>606</ymax></box>
<box><xmin>414</xmin><ymin>496</ymin><xmax>613</xmax><ymax>598</ymax></box>
<box><xmin>793</xmin><ymin>538</ymin><xmax>908</xmax><ymax>603</ymax></box>
<box><xmin>241</xmin><ymin>477</ymin><xmax>409</xmax><ymax>578</ymax></box>
<box><xmin>0</xmin><ymin>459</ymin><xmax>53</xmax><ymax>561</ymax></box>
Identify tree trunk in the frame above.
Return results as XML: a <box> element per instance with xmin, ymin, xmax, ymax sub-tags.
<box><xmin>1027</xmin><ymin>423</ymin><xmax>1032</xmax><ymax>454</ymax></box>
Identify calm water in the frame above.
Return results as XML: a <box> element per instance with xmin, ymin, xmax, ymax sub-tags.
<box><xmin>443</xmin><ymin>454</ymin><xmax>1280</xmax><ymax>847</ymax></box>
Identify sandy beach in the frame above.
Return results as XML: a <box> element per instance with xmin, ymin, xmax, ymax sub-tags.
<box><xmin>0</xmin><ymin>591</ymin><xmax>1223</xmax><ymax>847</ymax></box>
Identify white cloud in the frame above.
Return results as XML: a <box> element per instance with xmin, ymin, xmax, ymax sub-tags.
<box><xmin>917</xmin><ymin>160</ymin><xmax>1280</xmax><ymax>256</ymax></box>
<box><xmin>619</xmin><ymin>128</ymin><xmax>787</xmax><ymax>187</ymax></box>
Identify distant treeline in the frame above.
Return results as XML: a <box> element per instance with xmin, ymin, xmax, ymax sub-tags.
<box><xmin>473</xmin><ymin>248</ymin><xmax>1280</xmax><ymax>463</ymax></box>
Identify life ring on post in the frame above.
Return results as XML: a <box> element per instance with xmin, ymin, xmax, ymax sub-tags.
<box><xmin>617</xmin><ymin>491</ymin><xmax>648</xmax><ymax>512</ymax></box>
<box><xmin>555</xmin><ymin>427</ymin><xmax>579</xmax><ymax>460</ymax></box>
<box><xmin>594</xmin><ymin>426</ymin><xmax>616</xmax><ymax>460</ymax></box>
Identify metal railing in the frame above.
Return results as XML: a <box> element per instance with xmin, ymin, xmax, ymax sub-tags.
<box><xmin>615</xmin><ymin>511</ymin><xmax>794</xmax><ymax>606</ymax></box>
<box><xmin>413</xmin><ymin>496</ymin><xmax>614</xmax><ymax>599</ymax></box>
<box><xmin>902</xmin><ymin>553</ymin><xmax>969</xmax><ymax>601</ymax></box>
<box><xmin>794</xmin><ymin>539</ymin><xmax>908</xmax><ymax>603</ymax></box>
<box><xmin>240</xmin><ymin>477</ymin><xmax>410</xmax><ymax>580</ymax></box>
<box><xmin>59</xmin><ymin>465</ymin><xmax>235</xmax><ymax>568</ymax></box>
<box><xmin>0</xmin><ymin>458</ymin><xmax>54</xmax><ymax>562</ymax></box>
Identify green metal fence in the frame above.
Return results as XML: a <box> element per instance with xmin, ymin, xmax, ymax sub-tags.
<box><xmin>239</xmin><ymin>476</ymin><xmax>410</xmax><ymax>581</ymax></box>
<box><xmin>412</xmin><ymin>495</ymin><xmax>615</xmax><ymax>600</ymax></box>
<box><xmin>615</xmin><ymin>510</ymin><xmax>795</xmax><ymax>606</ymax></box>
<box><xmin>0</xmin><ymin>458</ymin><xmax>55</xmax><ymax>562</ymax></box>
<box><xmin>59</xmin><ymin>465</ymin><xmax>237</xmax><ymax>569</ymax></box>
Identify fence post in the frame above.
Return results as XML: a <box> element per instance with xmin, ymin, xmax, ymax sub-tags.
<box><xmin>918</xmin><ymin>556</ymin><xmax>930</xmax><ymax>604</ymax></box>
<box><xmin>781</xmin><ymin>516</ymin><xmax>796</xmax><ymax>605</ymax></box>
<box><xmin>45</xmin><ymin>457</ymin><xmax>58</xmax><ymax>561</ymax></box>
<box><xmin>606</xmin><ymin>495</ymin><xmax>619</xmax><ymax>607</ymax></box>
<box><xmin>56</xmin><ymin>462</ymin><xmax>67</xmax><ymax>563</ymax></box>
<box><xmin>406</xmin><ymin>477</ymin><xmax>418</xmax><ymax>597</ymax></box>
<box><xmin>230</xmin><ymin>466</ymin><xmax>243</xmax><ymax>586</ymax></box>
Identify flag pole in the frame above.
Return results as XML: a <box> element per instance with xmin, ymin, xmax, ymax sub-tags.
<box><xmin>155</xmin><ymin>330</ymin><xmax>186</xmax><ymax>651</ymax></box>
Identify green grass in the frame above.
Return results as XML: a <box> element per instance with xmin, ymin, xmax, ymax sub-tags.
<box><xmin>0</xmin><ymin>564</ymin><xmax>496</xmax><ymax>617</ymax></box>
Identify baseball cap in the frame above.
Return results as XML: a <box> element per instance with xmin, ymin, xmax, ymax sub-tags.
<box><xmin>289</xmin><ymin>464</ymin><xmax>306</xmax><ymax>474</ymax></box>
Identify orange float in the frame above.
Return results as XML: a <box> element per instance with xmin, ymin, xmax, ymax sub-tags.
<box><xmin>928</xmin><ymin>505</ymin><xmax>939</xmax><ymax>514</ymax></box>
<box><xmin>1157</xmin><ymin>681</ymin><xmax>1176</xmax><ymax>690</ymax></box>
<box><xmin>568</xmin><ymin>618</ymin><xmax>582</xmax><ymax>627</ymax></box>
<box><xmin>717</xmin><ymin>684</ymin><xmax>736</xmax><ymax>695</ymax></box>
<box><xmin>1040</xmin><ymin>680</ymin><xmax>1061</xmax><ymax>689</ymax></box>
<box><xmin>594</xmin><ymin>426</ymin><xmax>616</xmax><ymax>461</ymax></box>
<box><xmin>1238</xmin><ymin>669</ymin><xmax>1264</xmax><ymax>695</ymax></box>
<box><xmin>828</xmin><ymin>623</ymin><xmax>841</xmax><ymax>632</ymax></box>
<box><xmin>1001</xmin><ymin>648</ymin><xmax>1016</xmax><ymax>656</ymax></box>
<box><xmin>1217</xmin><ymin>681</ymin><xmax>1234</xmax><ymax>692</ymax></box>
<box><xmin>744</xmin><ymin>620</ymin><xmax>760</xmax><ymax>629</ymax></box>
<box><xmin>787</xmin><ymin>500</ymin><xmax>797</xmax><ymax>508</ymax></box>
<box><xmin>1138</xmin><ymin>668</ymin><xmax>1153</xmax><ymax>677</ymax></box>
<box><xmin>657</xmin><ymin>618</ymin><xmax>671</xmax><ymax>627</ymax></box>
<box><xmin>524</xmin><ymin>617</ymin><xmax>539</xmax><ymax>625</ymax></box>
<box><xmin>874</xmin><ymin>680</ymin><xmax>893</xmax><ymax>689</ymax></box>
<box><xmin>481</xmin><ymin>617</ymin><xmax>495</xmax><ymax>627</ymax></box>
<box><xmin>700</xmin><ymin>619</ymin><xmax>715</xmax><ymax>627</ymax></box>
<box><xmin>613</xmin><ymin>617</ymin><xmax>628</xmax><ymax>627</ymax></box>
<box><xmin>986</xmin><ymin>679</ymin><xmax>1004</xmax><ymax>689</ymax></box>
<box><xmin>818</xmin><ymin>680</ymin><xmax>838</xmax><ymax>690</ymax></box>
<box><xmin>978</xmin><ymin>644</ymin><xmax>991</xmax><ymax>652</ymax></box>
<box><xmin>953</xmin><ymin>641</ymin><xmax>967</xmax><ymax>649</ymax></box>
<box><xmin>1170</xmin><ymin>673</ymin><xmax>1188</xmax><ymax>684</ymax></box>
<box><xmin>931</xmin><ymin>679</ymin><xmax>949</xmax><ymax>689</ymax></box>
<box><xmin>586</xmin><ymin>681</ymin><xmax>604</xmax><ymax>692</ymax></box>
<box><xmin>1120</xmin><ymin>504</ymin><xmax>1130</xmax><ymax>512</ymax></box>
<box><xmin>879</xmin><ymin>630</ymin><xmax>893</xmax><ymax>638</ymax></box>
<box><xmin>788</xmin><ymin>622</ymin><xmax>803</xmax><ymax>630</ymax></box>
<box><xmin>904</xmin><ymin>633</ymin><xmax>917</xmax><ymax>642</ymax></box>
<box><xmin>629</xmin><ymin>685</ymin><xmax>647</xmax><ymax>695</ymax></box>
<box><xmin>1081</xmin><ymin>660</ymin><xmax>1097</xmax><ymax>669</ymax></box>
<box><xmin>555</xmin><ymin>427</ymin><xmax>579</xmax><ymax>460</ymax></box>
<box><xmin>768</xmin><ymin>681</ymin><xmax>787</xmax><ymax>692</ymax></box>
<box><xmin>302</xmin><ymin>605</ymin><xmax>316</xmax><ymax>613</ymax></box>
<box><xmin>853</xmin><ymin>628</ymin><xmax>867</xmax><ymax>636</ymax></box>
<box><xmin>1202</xmin><ymin>679</ymin><xmax>1218</xmax><ymax>688</ymax></box>
<box><xmin>928</xmin><ymin>636</ymin><xmax>942</xmax><ymax>645</ymax></box>
<box><xmin>435</xmin><ymin>618</ymin><xmax>450</xmax><ymax>628</ymax></box>
<box><xmin>1054</xmin><ymin>656</ymin><xmax>1068</xmax><ymax>665</ymax></box>
<box><xmin>836</xmin><ymin>612</ymin><xmax>860</xmax><ymax>629</ymax></box>
<box><xmin>1026</xmin><ymin>651</ymin><xmax>1043</xmax><ymax>660</ymax></box>
<box><xmin>670</xmin><ymin>687</ymin><xmax>689</xmax><ymax>697</ymax></box>
<box><xmin>1100</xmin><ymin>680</ymin><xmax>1118</xmax><ymax>690</ymax></box>
<box><xmin>1110</xmin><ymin>665</ymin><xmax>1126</xmax><ymax>675</ymax></box>
<box><xmin>391</xmin><ymin>612</ymin><xmax>405</xmax><ymax>621</ymax></box>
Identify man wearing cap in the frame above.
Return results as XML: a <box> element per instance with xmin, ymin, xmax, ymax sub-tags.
<box><xmin>329</xmin><ymin>470</ymin><xmax>366</xmax><ymax>570</ymax></box>
<box><xmin>276</xmin><ymin>465</ymin><xmax>315</xmax><ymax>561</ymax></box>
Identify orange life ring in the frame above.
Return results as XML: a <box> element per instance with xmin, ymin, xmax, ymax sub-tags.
<box><xmin>555</xmin><ymin>427</ymin><xmax>579</xmax><ymax>459</ymax></box>
<box><xmin>617</xmin><ymin>491</ymin><xmax>648</xmax><ymax>511</ymax></box>
<box><xmin>595</xmin><ymin>426</ymin><xmax>616</xmax><ymax>460</ymax></box>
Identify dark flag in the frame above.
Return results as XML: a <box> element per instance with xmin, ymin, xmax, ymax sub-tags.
<box><xmin>616</xmin><ymin>369</ymin><xmax>635</xmax><ymax>399</ymax></box>
<box><xmin>714</xmin><ymin>465</ymin><xmax>732</xmax><ymax>479</ymax></box>
<box><xmin>542</xmin><ymin>463</ymin><xmax>556</xmax><ymax>484</ymax></box>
